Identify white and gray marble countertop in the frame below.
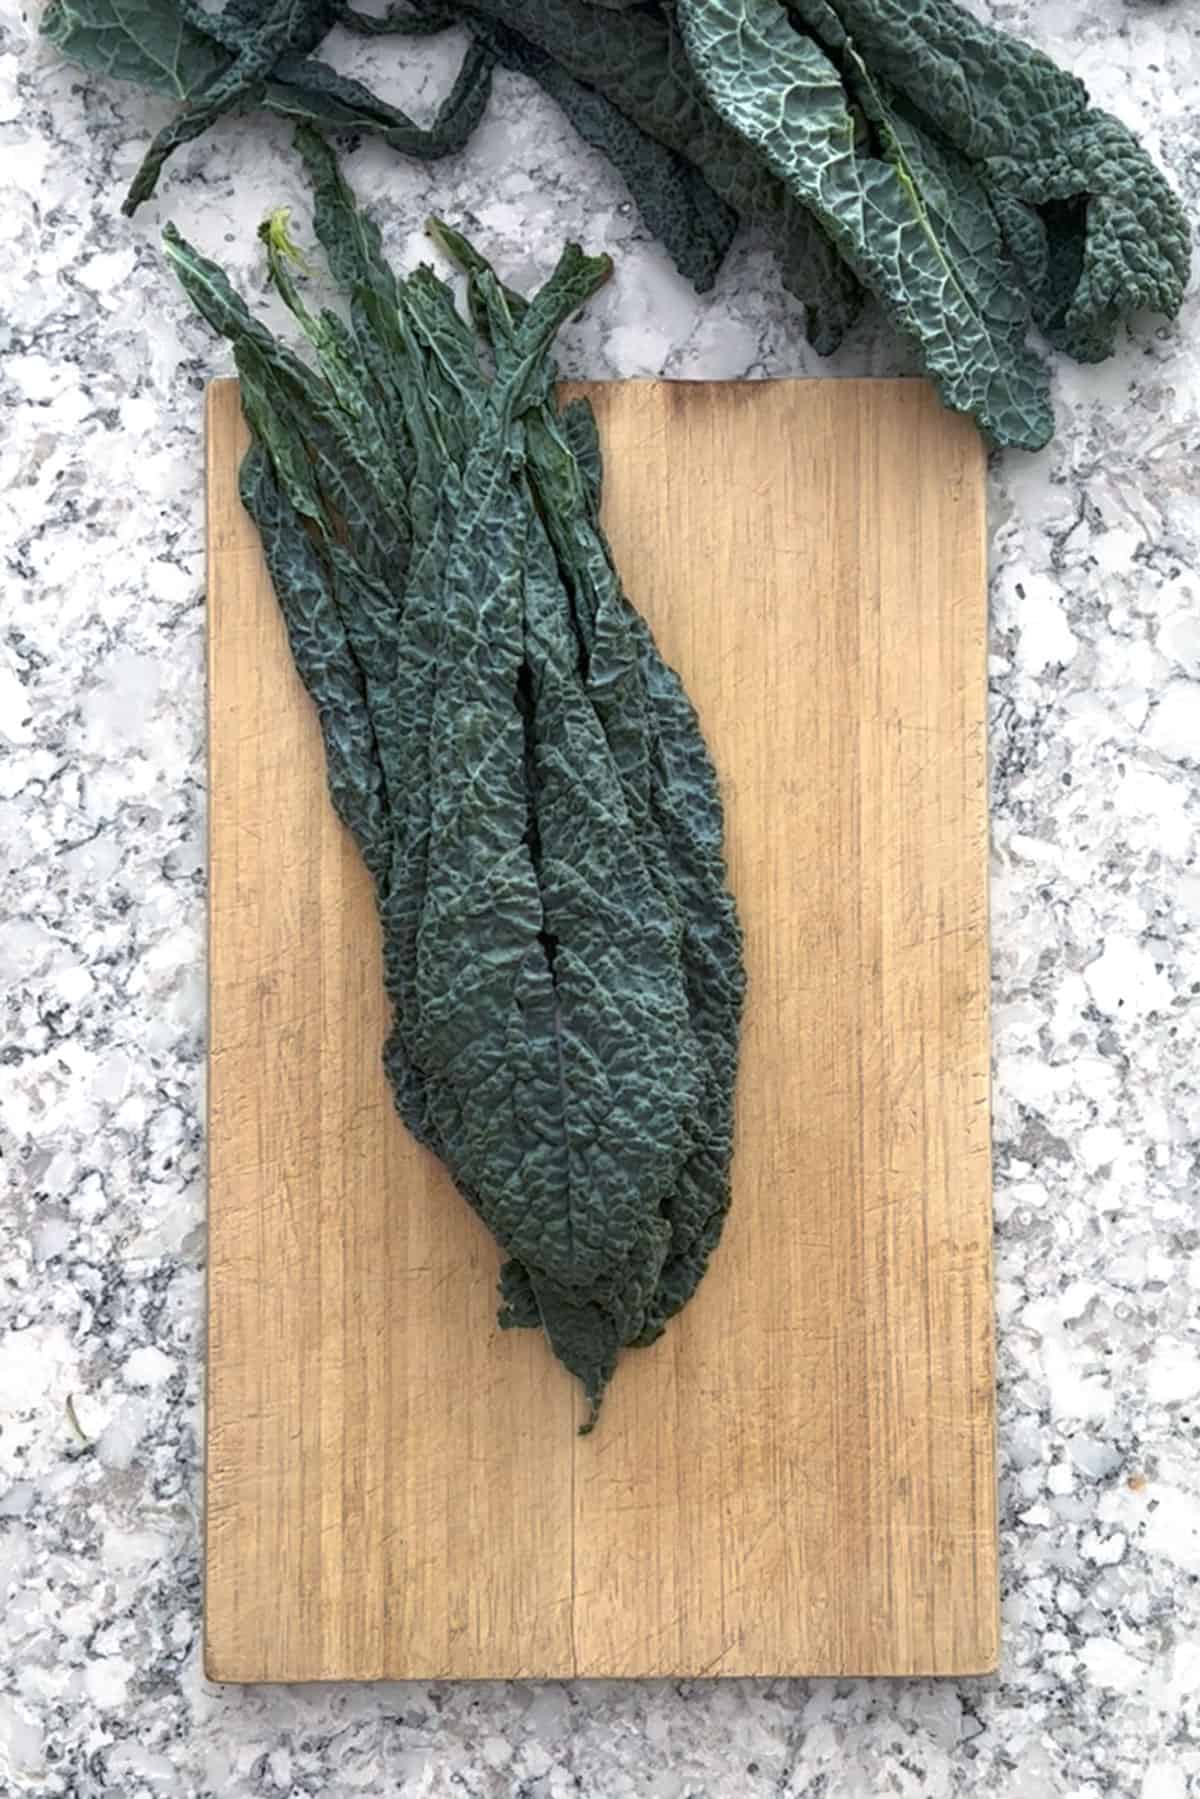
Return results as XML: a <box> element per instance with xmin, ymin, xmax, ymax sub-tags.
<box><xmin>2</xmin><ymin>1</ymin><xmax>1199</xmax><ymax>1793</ymax></box>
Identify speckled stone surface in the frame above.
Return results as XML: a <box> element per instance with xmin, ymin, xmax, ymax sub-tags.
<box><xmin>2</xmin><ymin>1</ymin><xmax>1198</xmax><ymax>1793</ymax></box>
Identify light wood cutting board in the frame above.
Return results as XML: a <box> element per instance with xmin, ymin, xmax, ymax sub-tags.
<box><xmin>205</xmin><ymin>375</ymin><xmax>996</xmax><ymax>1681</ymax></box>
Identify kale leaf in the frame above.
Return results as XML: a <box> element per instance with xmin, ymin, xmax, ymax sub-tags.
<box><xmin>451</xmin><ymin>12</ymin><xmax>740</xmax><ymax>294</ymax></box>
<box><xmin>165</xmin><ymin>133</ymin><xmax>746</xmax><ymax>1424</ymax></box>
<box><xmin>45</xmin><ymin>0</ymin><xmax>1189</xmax><ymax>446</ymax></box>
<box><xmin>678</xmin><ymin>0</ymin><xmax>1053</xmax><ymax>445</ymax></box>
<box><xmin>785</xmin><ymin>0</ymin><xmax>1192</xmax><ymax>361</ymax></box>
<box><xmin>425</xmin><ymin>0</ymin><xmax>866</xmax><ymax>353</ymax></box>
<box><xmin>41</xmin><ymin>0</ymin><xmax>227</xmax><ymax>98</ymax></box>
<box><xmin>42</xmin><ymin>0</ymin><xmax>739</xmax><ymax>294</ymax></box>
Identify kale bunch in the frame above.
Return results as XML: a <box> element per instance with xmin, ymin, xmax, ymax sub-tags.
<box><xmin>165</xmin><ymin>129</ymin><xmax>745</xmax><ymax>1425</ymax></box>
<box><xmin>45</xmin><ymin>0</ymin><xmax>1191</xmax><ymax>447</ymax></box>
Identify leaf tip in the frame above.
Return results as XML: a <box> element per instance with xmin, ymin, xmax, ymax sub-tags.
<box><xmin>259</xmin><ymin>206</ymin><xmax>309</xmax><ymax>271</ymax></box>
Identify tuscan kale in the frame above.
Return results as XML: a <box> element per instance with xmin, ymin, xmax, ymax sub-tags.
<box><xmin>164</xmin><ymin>131</ymin><xmax>746</xmax><ymax>1424</ymax></box>
<box><xmin>44</xmin><ymin>0</ymin><xmax>1190</xmax><ymax>447</ymax></box>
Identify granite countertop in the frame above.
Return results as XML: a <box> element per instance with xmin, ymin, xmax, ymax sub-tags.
<box><xmin>2</xmin><ymin>1</ymin><xmax>1199</xmax><ymax>1793</ymax></box>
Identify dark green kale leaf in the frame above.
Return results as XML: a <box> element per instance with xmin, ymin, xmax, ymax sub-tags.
<box><xmin>41</xmin><ymin>0</ymin><xmax>227</xmax><ymax>97</ymax></box>
<box><xmin>426</xmin><ymin>0</ymin><xmax>866</xmax><ymax>351</ymax></box>
<box><xmin>454</xmin><ymin>13</ymin><xmax>739</xmax><ymax>294</ymax></box>
<box><xmin>166</xmin><ymin>133</ymin><xmax>746</xmax><ymax>1425</ymax></box>
<box><xmin>43</xmin><ymin>0</ymin><xmax>491</xmax><ymax>212</ymax></box>
<box><xmin>122</xmin><ymin>0</ymin><xmax>344</xmax><ymax>215</ymax></box>
<box><xmin>678</xmin><ymin>0</ymin><xmax>1054</xmax><ymax>447</ymax></box>
<box><xmin>431</xmin><ymin>215</ymin><xmax>746</xmax><ymax>1353</ymax></box>
<box><xmin>41</xmin><ymin>0</ymin><xmax>739</xmax><ymax>300</ymax></box>
<box><xmin>48</xmin><ymin>0</ymin><xmax>1191</xmax><ymax>440</ymax></box>
<box><xmin>785</xmin><ymin>0</ymin><xmax>1191</xmax><ymax>361</ymax></box>
<box><xmin>265</xmin><ymin>36</ymin><xmax>494</xmax><ymax>160</ymax></box>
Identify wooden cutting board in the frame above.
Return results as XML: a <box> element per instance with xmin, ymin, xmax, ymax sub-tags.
<box><xmin>205</xmin><ymin>375</ymin><xmax>996</xmax><ymax>1681</ymax></box>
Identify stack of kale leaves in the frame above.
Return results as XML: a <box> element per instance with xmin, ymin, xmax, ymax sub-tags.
<box><xmin>45</xmin><ymin>0</ymin><xmax>1191</xmax><ymax>447</ymax></box>
<box><xmin>165</xmin><ymin>130</ymin><xmax>745</xmax><ymax>1423</ymax></box>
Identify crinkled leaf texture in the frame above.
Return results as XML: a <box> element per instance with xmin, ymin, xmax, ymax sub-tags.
<box><xmin>786</xmin><ymin>0</ymin><xmax>1191</xmax><ymax>361</ymax></box>
<box><xmin>42</xmin><ymin>0</ymin><xmax>226</xmax><ymax>96</ymax></box>
<box><xmin>429</xmin><ymin>0</ymin><xmax>865</xmax><ymax>353</ymax></box>
<box><xmin>40</xmin><ymin>0</ymin><xmax>738</xmax><ymax>296</ymax></box>
<box><xmin>46</xmin><ymin>0</ymin><xmax>1189</xmax><ymax>442</ymax></box>
<box><xmin>678</xmin><ymin>0</ymin><xmax>1055</xmax><ymax>448</ymax></box>
<box><xmin>165</xmin><ymin>133</ymin><xmax>745</xmax><ymax>1427</ymax></box>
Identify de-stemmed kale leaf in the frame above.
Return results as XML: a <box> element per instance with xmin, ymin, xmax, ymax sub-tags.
<box><xmin>164</xmin><ymin>130</ymin><xmax>746</xmax><ymax>1425</ymax></box>
<box><xmin>45</xmin><ymin>0</ymin><xmax>1189</xmax><ymax>447</ymax></box>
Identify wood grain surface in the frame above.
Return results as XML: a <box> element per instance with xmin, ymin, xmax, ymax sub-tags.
<box><xmin>205</xmin><ymin>375</ymin><xmax>996</xmax><ymax>1681</ymax></box>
